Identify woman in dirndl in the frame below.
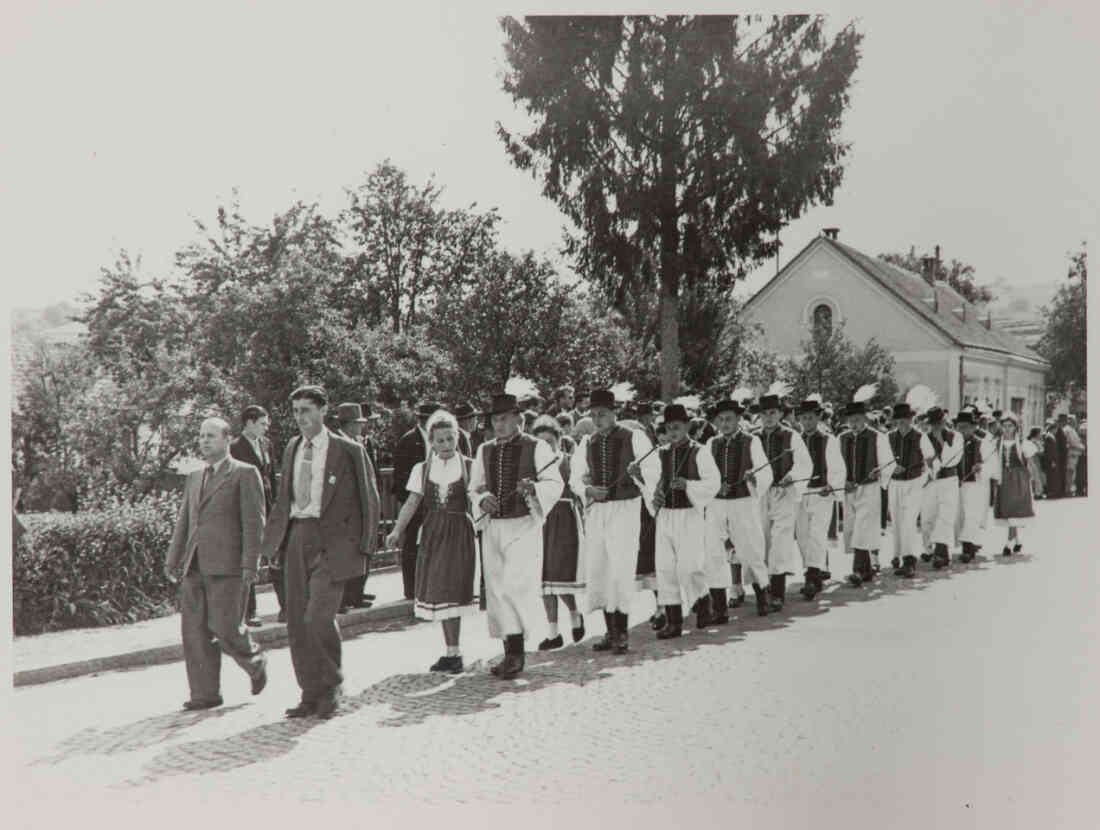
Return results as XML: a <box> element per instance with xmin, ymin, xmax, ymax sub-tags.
<box><xmin>993</xmin><ymin>414</ymin><xmax>1036</xmax><ymax>557</ymax></box>
<box><xmin>385</xmin><ymin>410</ymin><xmax>477</xmax><ymax>674</ymax></box>
<box><xmin>530</xmin><ymin>415</ymin><xmax>587</xmax><ymax>650</ymax></box>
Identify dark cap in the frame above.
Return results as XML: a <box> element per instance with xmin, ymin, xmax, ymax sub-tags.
<box><xmin>662</xmin><ymin>404</ymin><xmax>690</xmax><ymax>424</ymax></box>
<box><xmin>589</xmin><ymin>389</ymin><xmax>616</xmax><ymax>410</ymax></box>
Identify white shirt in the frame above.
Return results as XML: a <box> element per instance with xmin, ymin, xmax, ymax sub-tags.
<box><xmin>406</xmin><ymin>452</ymin><xmax>464</xmax><ymax>496</ymax></box>
<box><xmin>569</xmin><ymin>425</ymin><xmax>661</xmax><ymax>506</ymax></box>
<box><xmin>290</xmin><ymin>428</ymin><xmax>329</xmax><ymax>519</ymax></box>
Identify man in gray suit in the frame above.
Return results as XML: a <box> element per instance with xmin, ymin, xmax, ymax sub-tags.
<box><xmin>165</xmin><ymin>417</ymin><xmax>268</xmax><ymax>710</ymax></box>
<box><xmin>263</xmin><ymin>385</ymin><xmax>381</xmax><ymax>719</ymax></box>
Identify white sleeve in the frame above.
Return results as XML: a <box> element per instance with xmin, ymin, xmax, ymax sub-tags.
<box><xmin>569</xmin><ymin>436</ymin><xmax>590</xmax><ymax>500</ymax></box>
<box><xmin>687</xmin><ymin>445</ymin><xmax>721</xmax><ymax>512</ymax></box>
<box><xmin>826</xmin><ymin>434</ymin><xmax>846</xmax><ymax>498</ymax></box>
<box><xmin>877</xmin><ymin>432</ymin><xmax>895</xmax><ymax>490</ymax></box>
<box><xmin>787</xmin><ymin>432</ymin><xmax>812</xmax><ymax>498</ymax></box>
<box><xmin>1019</xmin><ymin>440</ymin><xmax>1038</xmax><ymax>461</ymax></box>
<box><xmin>978</xmin><ymin>436</ymin><xmax>995</xmax><ymax>481</ymax></box>
<box><xmin>406</xmin><ymin>461</ymin><xmax>425</xmax><ymax>496</ymax></box>
<box><xmin>528</xmin><ymin>437</ymin><xmax>564</xmax><ymax>522</ymax></box>
<box><xmin>749</xmin><ymin>435</ymin><xmax>773</xmax><ymax>495</ymax></box>
<box><xmin>919</xmin><ymin>433</ymin><xmax>937</xmax><ymax>474</ymax></box>
<box><xmin>941</xmin><ymin>433</ymin><xmax>964</xmax><ymax>469</ymax></box>
<box><xmin>634</xmin><ymin>429</ymin><xmax>661</xmax><ymax>504</ymax></box>
<box><xmin>469</xmin><ymin>443</ymin><xmax>488</xmax><ymax>497</ymax></box>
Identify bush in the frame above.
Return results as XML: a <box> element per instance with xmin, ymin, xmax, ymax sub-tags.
<box><xmin>13</xmin><ymin>490</ymin><xmax>181</xmax><ymax>635</ymax></box>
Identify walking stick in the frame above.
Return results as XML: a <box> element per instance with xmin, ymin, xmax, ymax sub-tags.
<box><xmin>652</xmin><ymin>441</ymin><xmax>694</xmax><ymax>518</ymax></box>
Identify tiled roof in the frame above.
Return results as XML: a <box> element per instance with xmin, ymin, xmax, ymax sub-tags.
<box><xmin>823</xmin><ymin>238</ymin><xmax>1048</xmax><ymax>365</ymax></box>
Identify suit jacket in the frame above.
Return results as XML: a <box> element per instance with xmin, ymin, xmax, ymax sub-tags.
<box><xmin>262</xmin><ymin>429</ymin><xmax>381</xmax><ymax>581</ymax></box>
<box><xmin>458</xmin><ymin>429</ymin><xmax>473</xmax><ymax>458</ymax></box>
<box><xmin>229</xmin><ymin>434</ymin><xmax>277</xmax><ymax>513</ymax></box>
<box><xmin>392</xmin><ymin>425</ymin><xmax>428</xmax><ymax>502</ymax></box>
<box><xmin>166</xmin><ymin>456</ymin><xmax>266</xmax><ymax>576</ymax></box>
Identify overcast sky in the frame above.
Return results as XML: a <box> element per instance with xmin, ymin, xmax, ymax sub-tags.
<box><xmin>2</xmin><ymin>0</ymin><xmax>1097</xmax><ymax>310</ymax></box>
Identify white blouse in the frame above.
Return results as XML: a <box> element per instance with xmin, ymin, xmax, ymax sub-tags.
<box><xmin>1002</xmin><ymin>438</ymin><xmax>1037</xmax><ymax>461</ymax></box>
<box><xmin>406</xmin><ymin>452</ymin><xmax>465</xmax><ymax>496</ymax></box>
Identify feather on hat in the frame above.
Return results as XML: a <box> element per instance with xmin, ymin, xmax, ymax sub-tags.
<box><xmin>905</xmin><ymin>384</ymin><xmax>938</xmax><ymax>416</ymax></box>
<box><xmin>504</xmin><ymin>375</ymin><xmax>539</xmax><ymax>401</ymax></box>
<box><xmin>765</xmin><ymin>380</ymin><xmax>792</xmax><ymax>400</ymax></box>
<box><xmin>609</xmin><ymin>381</ymin><xmax>637</xmax><ymax>403</ymax></box>
<box><xmin>852</xmin><ymin>383</ymin><xmax>878</xmax><ymax>404</ymax></box>
<box><xmin>672</xmin><ymin>394</ymin><xmax>702</xmax><ymax>412</ymax></box>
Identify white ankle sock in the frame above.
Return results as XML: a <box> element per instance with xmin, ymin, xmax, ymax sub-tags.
<box><xmin>570</xmin><ymin>611</ymin><xmax>583</xmax><ymax>628</ymax></box>
<box><xmin>547</xmin><ymin>622</ymin><xmax>559</xmax><ymax>638</ymax></box>
<box><xmin>446</xmin><ymin>646</ymin><xmax>460</xmax><ymax>657</ymax></box>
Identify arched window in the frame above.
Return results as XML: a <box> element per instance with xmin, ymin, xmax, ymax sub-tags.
<box><xmin>812</xmin><ymin>303</ymin><xmax>833</xmax><ymax>336</ymax></box>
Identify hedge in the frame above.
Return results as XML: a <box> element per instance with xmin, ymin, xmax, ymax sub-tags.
<box><xmin>13</xmin><ymin>492</ymin><xmax>181</xmax><ymax>635</ymax></box>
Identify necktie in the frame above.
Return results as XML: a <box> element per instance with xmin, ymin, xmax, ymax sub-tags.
<box><xmin>201</xmin><ymin>465</ymin><xmax>215</xmax><ymax>499</ymax></box>
<box><xmin>295</xmin><ymin>439</ymin><xmax>314</xmax><ymax>511</ymax></box>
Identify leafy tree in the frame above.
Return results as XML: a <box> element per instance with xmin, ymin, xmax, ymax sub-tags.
<box><xmin>878</xmin><ymin>248</ymin><xmax>994</xmax><ymax>305</ymax></box>
<box><xmin>781</xmin><ymin>319</ymin><xmax>898</xmax><ymax>410</ymax></box>
<box><xmin>712</xmin><ymin>297</ymin><xmax>783</xmax><ymax>394</ymax></box>
<box><xmin>342</xmin><ymin>160</ymin><xmax>500</xmax><ymax>332</ymax></box>
<box><xmin>1037</xmin><ymin>243</ymin><xmax>1087</xmax><ymax>401</ymax></box>
<box><xmin>498</xmin><ymin>14</ymin><xmax>862</xmax><ymax>398</ymax></box>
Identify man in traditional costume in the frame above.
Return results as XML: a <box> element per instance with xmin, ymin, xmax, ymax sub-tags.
<box><xmin>470</xmin><ymin>380</ymin><xmax>563</xmax><ymax>679</ymax></box>
<box><xmin>570</xmin><ymin>387</ymin><xmax>659</xmax><ymax>654</ymax></box>
<box><xmin>888</xmin><ymin>387</ymin><xmax>937</xmax><ymax>578</ymax></box>
<box><xmin>954</xmin><ymin>410</ymin><xmax>992</xmax><ymax>563</ymax></box>
<box><xmin>703</xmin><ymin>391</ymin><xmax>773</xmax><ymax>617</ymax></box>
<box><xmin>651</xmin><ymin>403</ymin><xmax>721</xmax><ymax>637</ymax></box>
<box><xmin>795</xmin><ymin>395</ymin><xmax>845</xmax><ymax>599</ymax></box>
<box><xmin>757</xmin><ymin>383</ymin><xmax>812</xmax><ymax>611</ymax></box>
<box><xmin>920</xmin><ymin>407</ymin><xmax>963</xmax><ymax>569</ymax></box>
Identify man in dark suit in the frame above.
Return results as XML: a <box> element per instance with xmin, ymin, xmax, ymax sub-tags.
<box><xmin>359</xmin><ymin>401</ymin><xmax>381</xmax><ymax>470</ymax></box>
<box><xmin>263</xmin><ymin>386</ymin><xmax>381</xmax><ymax>719</ymax></box>
<box><xmin>392</xmin><ymin>401</ymin><xmax>439</xmax><ymax>599</ymax></box>
<box><xmin>165</xmin><ymin>417</ymin><xmax>268</xmax><ymax>710</ymax></box>
<box><xmin>334</xmin><ymin>402</ymin><xmax>378</xmax><ymax>612</ymax></box>
<box><xmin>230</xmin><ymin>405</ymin><xmax>280</xmax><ymax>625</ymax></box>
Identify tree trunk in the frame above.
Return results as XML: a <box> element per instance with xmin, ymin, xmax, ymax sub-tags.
<box><xmin>659</xmin><ymin>277</ymin><xmax>680</xmax><ymax>400</ymax></box>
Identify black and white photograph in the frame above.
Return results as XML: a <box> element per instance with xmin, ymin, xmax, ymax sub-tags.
<box><xmin>4</xmin><ymin>1</ymin><xmax>1097</xmax><ymax>826</ymax></box>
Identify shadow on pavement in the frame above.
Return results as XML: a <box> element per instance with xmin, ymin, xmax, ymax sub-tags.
<box><xmin>127</xmin><ymin>560</ymin><xmax>992</xmax><ymax>784</ymax></box>
<box><xmin>30</xmin><ymin>704</ymin><xmax>248</xmax><ymax>767</ymax></box>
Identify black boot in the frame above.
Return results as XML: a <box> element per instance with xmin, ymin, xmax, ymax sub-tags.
<box><xmin>657</xmin><ymin>605</ymin><xmax>683</xmax><ymax>639</ymax></box>
<box><xmin>710</xmin><ymin>589</ymin><xmax>729</xmax><ymax>624</ymax></box>
<box><xmin>1012</xmin><ymin>543</ymin><xmax>1022</xmax><ymax>554</ymax></box>
<box><xmin>801</xmin><ymin>568</ymin><xmax>822</xmax><ymax>599</ymax></box>
<box><xmin>932</xmin><ymin>542</ymin><xmax>950</xmax><ymax>569</ymax></box>
<box><xmin>695</xmin><ymin>593</ymin><xmax>714</xmax><ymax>629</ymax></box>
<box><xmin>895</xmin><ymin>555</ymin><xmax>917</xmax><ymax>578</ymax></box>
<box><xmin>871</xmin><ymin>550</ymin><xmax>881</xmax><ymax>573</ymax></box>
<box><xmin>768</xmin><ymin>575</ymin><xmax>786</xmax><ymax>612</ymax></box>
<box><xmin>959</xmin><ymin>541</ymin><xmax>974</xmax><ymax>563</ymax></box>
<box><xmin>613</xmin><ymin>612</ymin><xmax>629</xmax><ymax>654</ymax></box>
<box><xmin>752</xmin><ymin>583</ymin><xmax>770</xmax><ymax>616</ymax></box>
<box><xmin>847</xmin><ymin>550</ymin><xmax>867</xmax><ymax>587</ymax></box>
<box><xmin>1002</xmin><ymin>545</ymin><xmax>1012</xmax><ymax>557</ymax></box>
<box><xmin>891</xmin><ymin>556</ymin><xmax>901</xmax><ymax>570</ymax></box>
<box><xmin>593</xmin><ymin>611</ymin><xmax>615</xmax><ymax>652</ymax></box>
<box><xmin>495</xmin><ymin>634</ymin><xmax>525</xmax><ymax>679</ymax></box>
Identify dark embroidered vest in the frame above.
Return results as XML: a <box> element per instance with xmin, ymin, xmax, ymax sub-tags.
<box><xmin>759</xmin><ymin>427</ymin><xmax>795</xmax><ymax>482</ymax></box>
<box><xmin>586</xmin><ymin>425</ymin><xmax>640</xmax><ymax>501</ymax></box>
<box><xmin>928</xmin><ymin>429</ymin><xmax>959</xmax><ymax>479</ymax></box>
<box><xmin>660</xmin><ymin>440</ymin><xmax>702</xmax><ymax>510</ymax></box>
<box><xmin>889</xmin><ymin>429</ymin><xmax>925</xmax><ymax>480</ymax></box>
<box><xmin>958</xmin><ymin>434</ymin><xmax>983</xmax><ymax>483</ymax></box>
<box><xmin>805</xmin><ymin>430</ymin><xmax>830</xmax><ymax>489</ymax></box>
<box><xmin>710</xmin><ymin>431</ymin><xmax>753</xmax><ymax>500</ymax></box>
<box><xmin>840</xmin><ymin>427</ymin><xmax>880</xmax><ymax>484</ymax></box>
<box><xmin>1002</xmin><ymin>442</ymin><xmax>1027</xmax><ymax>472</ymax></box>
<box><xmin>485</xmin><ymin>433</ymin><xmax>538</xmax><ymax>519</ymax></box>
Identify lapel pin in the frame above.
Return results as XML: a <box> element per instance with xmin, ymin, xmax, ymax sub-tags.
<box><xmin>328</xmin><ymin>474</ymin><xmax>337</xmax><ymax>485</ymax></box>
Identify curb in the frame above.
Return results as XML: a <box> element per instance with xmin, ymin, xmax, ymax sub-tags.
<box><xmin>13</xmin><ymin>599</ymin><xmax>416</xmax><ymax>689</ymax></box>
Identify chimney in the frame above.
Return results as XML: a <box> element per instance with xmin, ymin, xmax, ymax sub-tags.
<box><xmin>822</xmin><ymin>227</ymin><xmax>839</xmax><ymax>241</ymax></box>
<box><xmin>984</xmin><ymin>311</ymin><xmax>992</xmax><ymax>330</ymax></box>
<box><xmin>934</xmin><ymin>244</ymin><xmax>941</xmax><ymax>279</ymax></box>
<box><xmin>920</xmin><ymin>255</ymin><xmax>936</xmax><ymax>286</ymax></box>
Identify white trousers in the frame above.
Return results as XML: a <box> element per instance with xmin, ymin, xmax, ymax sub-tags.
<box><xmin>844</xmin><ymin>485</ymin><xmax>883</xmax><ymax>551</ymax></box>
<box><xmin>923</xmin><ymin>476</ymin><xmax>959</xmax><ymax>547</ymax></box>
<box><xmin>796</xmin><ymin>491</ymin><xmax>835</xmax><ymax>570</ymax></box>
<box><xmin>888</xmin><ymin>479</ymin><xmax>924</xmax><ymax>560</ymax></box>
<box><xmin>584</xmin><ymin>498</ymin><xmax>642</xmax><ymax>614</ymax></box>
<box><xmin>482</xmin><ymin>515</ymin><xmax>546</xmax><ymax>641</ymax></box>
<box><xmin>705</xmin><ymin>498</ymin><xmax>768</xmax><ymax>588</ymax></box>
<box><xmin>957</xmin><ymin>481</ymin><xmax>987</xmax><ymax>544</ymax></box>
<box><xmin>762</xmin><ymin>487</ymin><xmax>801</xmax><ymax>576</ymax></box>
<box><xmin>655</xmin><ymin>508</ymin><xmax>709</xmax><ymax>608</ymax></box>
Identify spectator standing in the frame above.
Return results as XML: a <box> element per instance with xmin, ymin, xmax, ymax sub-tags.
<box><xmin>392</xmin><ymin>402</ymin><xmax>439</xmax><ymax>599</ymax></box>
<box><xmin>230</xmin><ymin>405</ymin><xmax>280</xmax><ymax>625</ymax></box>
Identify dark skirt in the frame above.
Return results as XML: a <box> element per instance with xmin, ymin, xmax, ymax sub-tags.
<box><xmin>636</xmin><ymin>498</ymin><xmax>656</xmax><ymax>586</ymax></box>
<box><xmin>995</xmin><ymin>467</ymin><xmax>1035</xmax><ymax>522</ymax></box>
<box><xmin>543</xmin><ymin>499</ymin><xmax>584</xmax><ymax>594</ymax></box>
<box><xmin>414</xmin><ymin>509</ymin><xmax>478</xmax><ymax>620</ymax></box>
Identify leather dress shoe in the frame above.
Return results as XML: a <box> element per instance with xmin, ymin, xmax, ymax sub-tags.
<box><xmin>538</xmin><ymin>635</ymin><xmax>564</xmax><ymax>651</ymax></box>
<box><xmin>182</xmin><ymin>697</ymin><xmax>223</xmax><ymax>711</ymax></box>
<box><xmin>429</xmin><ymin>655</ymin><xmax>464</xmax><ymax>674</ymax></box>
<box><xmin>251</xmin><ymin>657</ymin><xmax>268</xmax><ymax>695</ymax></box>
<box><xmin>285</xmin><ymin>701</ymin><xmax>317</xmax><ymax>719</ymax></box>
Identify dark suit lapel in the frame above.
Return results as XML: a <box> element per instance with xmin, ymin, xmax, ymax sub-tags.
<box><xmin>188</xmin><ymin>468</ymin><xmax>201</xmax><ymax>521</ymax></box>
<box><xmin>321</xmin><ymin>437</ymin><xmax>340</xmax><ymax>515</ymax></box>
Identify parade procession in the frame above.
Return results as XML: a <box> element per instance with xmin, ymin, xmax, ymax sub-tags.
<box><xmin>163</xmin><ymin>373</ymin><xmax>1051</xmax><ymax>720</ymax></box>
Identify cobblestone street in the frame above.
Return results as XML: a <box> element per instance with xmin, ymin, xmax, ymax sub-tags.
<box><xmin>9</xmin><ymin>498</ymin><xmax>1098</xmax><ymax>827</ymax></box>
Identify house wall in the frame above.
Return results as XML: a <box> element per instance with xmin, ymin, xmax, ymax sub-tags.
<box><xmin>744</xmin><ymin>242</ymin><xmax>950</xmax><ymax>356</ymax></box>
<box><xmin>960</xmin><ymin>353</ymin><xmax>1046</xmax><ymax>431</ymax></box>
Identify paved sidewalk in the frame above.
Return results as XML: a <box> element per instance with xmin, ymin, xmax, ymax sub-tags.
<box><xmin>13</xmin><ymin>568</ymin><xmax>410</xmax><ymax>686</ymax></box>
